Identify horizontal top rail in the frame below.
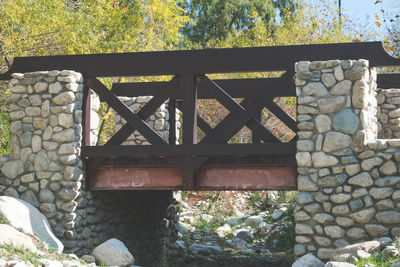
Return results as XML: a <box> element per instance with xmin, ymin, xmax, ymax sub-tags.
<box><xmin>82</xmin><ymin>143</ymin><xmax>296</xmax><ymax>158</ymax></box>
<box><xmin>0</xmin><ymin>42</ymin><xmax>399</xmax><ymax>80</ymax></box>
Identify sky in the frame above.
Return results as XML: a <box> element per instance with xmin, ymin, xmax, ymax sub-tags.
<box><xmin>306</xmin><ymin>0</ymin><xmax>399</xmax><ymax>39</ymax></box>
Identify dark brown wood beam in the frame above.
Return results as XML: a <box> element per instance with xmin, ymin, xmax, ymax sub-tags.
<box><xmin>82</xmin><ymin>143</ymin><xmax>296</xmax><ymax>158</ymax></box>
<box><xmin>1</xmin><ymin>42</ymin><xmax>398</xmax><ymax>80</ymax></box>
<box><xmin>111</xmin><ymin>77</ymin><xmax>295</xmax><ymax>98</ymax></box>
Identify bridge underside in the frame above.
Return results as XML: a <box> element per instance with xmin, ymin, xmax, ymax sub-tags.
<box><xmin>87</xmin><ymin>155</ymin><xmax>297</xmax><ymax>190</ymax></box>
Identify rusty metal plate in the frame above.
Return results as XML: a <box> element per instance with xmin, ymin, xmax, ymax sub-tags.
<box><xmin>196</xmin><ymin>166</ymin><xmax>297</xmax><ymax>190</ymax></box>
<box><xmin>90</xmin><ymin>168</ymin><xmax>182</xmax><ymax>190</ymax></box>
<box><xmin>90</xmin><ymin>166</ymin><xmax>297</xmax><ymax>190</ymax></box>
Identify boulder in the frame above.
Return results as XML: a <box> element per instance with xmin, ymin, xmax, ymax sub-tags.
<box><xmin>92</xmin><ymin>238</ymin><xmax>135</xmax><ymax>267</ymax></box>
<box><xmin>292</xmin><ymin>254</ymin><xmax>324</xmax><ymax>267</ymax></box>
<box><xmin>245</xmin><ymin>215</ymin><xmax>263</xmax><ymax>228</ymax></box>
<box><xmin>0</xmin><ymin>196</ymin><xmax>63</xmax><ymax>252</ymax></box>
<box><xmin>189</xmin><ymin>243</ymin><xmax>222</xmax><ymax>255</ymax></box>
<box><xmin>325</xmin><ymin>262</ymin><xmax>356</xmax><ymax>267</ymax></box>
<box><xmin>330</xmin><ymin>241</ymin><xmax>380</xmax><ymax>262</ymax></box>
<box><xmin>0</xmin><ymin>224</ymin><xmax>37</xmax><ymax>252</ymax></box>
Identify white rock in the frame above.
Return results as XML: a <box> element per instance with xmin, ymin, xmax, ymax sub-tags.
<box><xmin>189</xmin><ymin>243</ymin><xmax>222</xmax><ymax>255</ymax></box>
<box><xmin>0</xmin><ymin>224</ymin><xmax>37</xmax><ymax>251</ymax></box>
<box><xmin>92</xmin><ymin>238</ymin><xmax>135</xmax><ymax>267</ymax></box>
<box><xmin>325</xmin><ymin>262</ymin><xmax>356</xmax><ymax>267</ymax></box>
<box><xmin>292</xmin><ymin>254</ymin><xmax>324</xmax><ymax>267</ymax></box>
<box><xmin>245</xmin><ymin>215</ymin><xmax>263</xmax><ymax>228</ymax></box>
<box><xmin>312</xmin><ymin>152</ymin><xmax>339</xmax><ymax>168</ymax></box>
<box><xmin>0</xmin><ymin>196</ymin><xmax>63</xmax><ymax>252</ymax></box>
<box><xmin>2</xmin><ymin>160</ymin><xmax>24</xmax><ymax>179</ymax></box>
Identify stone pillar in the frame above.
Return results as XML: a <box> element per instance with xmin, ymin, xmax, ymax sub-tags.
<box><xmin>294</xmin><ymin>59</ymin><xmax>388</xmax><ymax>259</ymax></box>
<box><xmin>1</xmin><ymin>70</ymin><xmax>85</xmax><ymax>247</ymax></box>
<box><xmin>0</xmin><ymin>71</ymin><xmax>179</xmax><ymax>266</ymax></box>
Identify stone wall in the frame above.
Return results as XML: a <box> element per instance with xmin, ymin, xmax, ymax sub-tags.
<box><xmin>377</xmin><ymin>88</ymin><xmax>400</xmax><ymax>139</ymax></box>
<box><xmin>295</xmin><ymin>59</ymin><xmax>400</xmax><ymax>260</ymax></box>
<box><xmin>0</xmin><ymin>71</ymin><xmax>179</xmax><ymax>266</ymax></box>
<box><xmin>114</xmin><ymin>96</ymin><xmax>178</xmax><ymax>145</ymax></box>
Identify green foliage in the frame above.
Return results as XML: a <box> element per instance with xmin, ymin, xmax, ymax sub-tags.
<box><xmin>0</xmin><ymin>212</ymin><xmax>9</xmax><ymax>225</ymax></box>
<box><xmin>180</xmin><ymin>0</ymin><xmax>277</xmax><ymax>45</ymax></box>
<box><xmin>248</xmin><ymin>190</ymin><xmax>297</xmax><ymax>211</ymax></box>
<box><xmin>0</xmin><ymin>240</ymin><xmax>88</xmax><ymax>266</ymax></box>
<box><xmin>355</xmin><ymin>253</ymin><xmax>400</xmax><ymax>267</ymax></box>
<box><xmin>264</xmin><ymin>203</ymin><xmax>296</xmax><ymax>253</ymax></box>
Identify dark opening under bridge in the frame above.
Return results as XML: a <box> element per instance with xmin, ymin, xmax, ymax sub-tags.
<box><xmin>1</xmin><ymin>42</ymin><xmax>399</xmax><ymax>191</ymax></box>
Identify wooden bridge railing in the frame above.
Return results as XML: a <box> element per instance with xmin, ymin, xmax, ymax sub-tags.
<box><xmin>83</xmin><ymin>70</ymin><xmax>297</xmax><ymax>189</ymax></box>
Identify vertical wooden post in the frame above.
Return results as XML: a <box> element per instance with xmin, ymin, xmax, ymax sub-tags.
<box><xmin>180</xmin><ymin>74</ymin><xmax>198</xmax><ymax>189</ymax></box>
<box><xmin>252</xmin><ymin>104</ymin><xmax>262</xmax><ymax>144</ymax></box>
<box><xmin>182</xmin><ymin>74</ymin><xmax>198</xmax><ymax>145</ymax></box>
<box><xmin>82</xmin><ymin>83</ymin><xmax>92</xmax><ymax>189</ymax></box>
<box><xmin>167</xmin><ymin>98</ymin><xmax>176</xmax><ymax>145</ymax></box>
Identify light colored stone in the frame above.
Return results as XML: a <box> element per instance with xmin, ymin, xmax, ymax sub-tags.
<box><xmin>379</xmin><ymin>160</ymin><xmax>397</xmax><ymax>175</ymax></box>
<box><xmin>313</xmin><ymin>213</ymin><xmax>334</xmax><ymax>224</ymax></box>
<box><xmin>312</xmin><ymin>152</ymin><xmax>339</xmax><ymax>168</ymax></box>
<box><xmin>369</xmin><ymin>187</ymin><xmax>394</xmax><ymax>200</ymax></box>
<box><xmin>92</xmin><ymin>238</ymin><xmax>135</xmax><ymax>267</ymax></box>
<box><xmin>348</xmin><ymin>172</ymin><xmax>373</xmax><ymax>187</ymax></box>
<box><xmin>389</xmin><ymin>108</ymin><xmax>400</xmax><ymax>118</ymax></box>
<box><xmin>58</xmin><ymin>113</ymin><xmax>73</xmax><ymax>128</ymax></box>
<box><xmin>322</xmin><ymin>73</ymin><xmax>336</xmax><ymax>87</ymax></box>
<box><xmin>245</xmin><ymin>216</ymin><xmax>263</xmax><ymax>228</ymax></box>
<box><xmin>336</xmin><ymin>217</ymin><xmax>354</xmax><ymax>227</ymax></box>
<box><xmin>350</xmin><ymin>208</ymin><xmax>375</xmax><ymax>224</ymax></box>
<box><xmin>376</xmin><ymin>211</ymin><xmax>400</xmax><ymax>224</ymax></box>
<box><xmin>31</xmin><ymin>135</ymin><xmax>41</xmax><ymax>153</ymax></box>
<box><xmin>48</xmin><ymin>82</ymin><xmax>63</xmax><ymax>94</ymax></box>
<box><xmin>322</xmin><ymin>132</ymin><xmax>352</xmax><ymax>153</ymax></box>
<box><xmin>325</xmin><ymin>262</ymin><xmax>356</xmax><ymax>267</ymax></box>
<box><xmin>0</xmin><ymin>196</ymin><xmax>63</xmax><ymax>252</ymax></box>
<box><xmin>296</xmin><ymin>223</ymin><xmax>314</xmax><ymax>234</ymax></box>
<box><xmin>315</xmin><ymin>114</ymin><xmax>331</xmax><ymax>133</ymax></box>
<box><xmin>33</xmin><ymin>82</ymin><xmax>48</xmax><ymax>93</ymax></box>
<box><xmin>298</xmin><ymin>176</ymin><xmax>318</xmax><ymax>191</ymax></box>
<box><xmin>352</xmin><ymin>79</ymin><xmax>369</xmax><ymax>108</ymax></box>
<box><xmin>52</xmin><ymin>91</ymin><xmax>75</xmax><ymax>105</ymax></box>
<box><xmin>296</xmin><ymin>152</ymin><xmax>312</xmax><ymax>167</ymax></box>
<box><xmin>297</xmin><ymin>140</ymin><xmax>314</xmax><ymax>152</ymax></box>
<box><xmin>0</xmin><ymin>224</ymin><xmax>37</xmax><ymax>251</ymax></box>
<box><xmin>303</xmin><ymin>82</ymin><xmax>328</xmax><ymax>97</ymax></box>
<box><xmin>317</xmin><ymin>248</ymin><xmax>335</xmax><ymax>260</ymax></box>
<box><xmin>52</xmin><ymin>129</ymin><xmax>76</xmax><ymax>142</ymax></box>
<box><xmin>330</xmin><ymin>241</ymin><xmax>380</xmax><ymax>261</ymax></box>
<box><xmin>188</xmin><ymin>243</ymin><xmax>222</xmax><ymax>255</ymax></box>
<box><xmin>365</xmin><ymin>224</ymin><xmax>389</xmax><ymax>237</ymax></box>
<box><xmin>330</xmin><ymin>193</ymin><xmax>351</xmax><ymax>204</ymax></box>
<box><xmin>34</xmin><ymin>151</ymin><xmax>49</xmax><ymax>171</ymax></box>
<box><xmin>318</xmin><ymin>96</ymin><xmax>346</xmax><ymax>113</ymax></box>
<box><xmin>325</xmin><ymin>226</ymin><xmax>345</xmax><ymax>238</ymax></box>
<box><xmin>295</xmin><ymin>211</ymin><xmax>311</xmax><ymax>221</ymax></box>
<box><xmin>346</xmin><ymin>227</ymin><xmax>367</xmax><ymax>240</ymax></box>
<box><xmin>332</xmin><ymin>109</ymin><xmax>360</xmax><ymax>134</ymax></box>
<box><xmin>331</xmin><ymin>80</ymin><xmax>352</xmax><ymax>95</ymax></box>
<box><xmin>2</xmin><ymin>160</ymin><xmax>24</xmax><ymax>179</ymax></box>
<box><xmin>361</xmin><ymin>157</ymin><xmax>383</xmax><ymax>171</ymax></box>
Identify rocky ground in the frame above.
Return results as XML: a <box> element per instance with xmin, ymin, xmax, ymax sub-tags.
<box><xmin>166</xmin><ymin>191</ymin><xmax>297</xmax><ymax>267</ymax></box>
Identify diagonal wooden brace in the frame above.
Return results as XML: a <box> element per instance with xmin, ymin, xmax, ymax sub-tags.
<box><xmin>199</xmin><ymin>72</ymin><xmax>294</xmax><ymax>144</ymax></box>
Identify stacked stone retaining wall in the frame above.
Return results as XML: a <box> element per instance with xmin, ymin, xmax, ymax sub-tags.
<box><xmin>295</xmin><ymin>59</ymin><xmax>400</xmax><ymax>260</ymax></box>
<box><xmin>0</xmin><ymin>71</ymin><xmax>178</xmax><ymax>266</ymax></box>
<box><xmin>377</xmin><ymin>88</ymin><xmax>400</xmax><ymax>139</ymax></box>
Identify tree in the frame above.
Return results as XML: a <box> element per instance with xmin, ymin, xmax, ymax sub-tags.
<box><xmin>180</xmin><ymin>0</ymin><xmax>279</xmax><ymax>46</ymax></box>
